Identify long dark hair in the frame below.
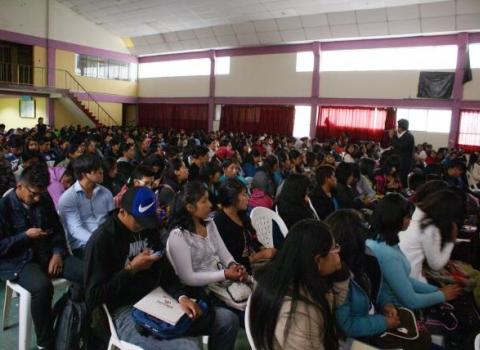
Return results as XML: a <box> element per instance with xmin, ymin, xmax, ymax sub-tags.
<box><xmin>370</xmin><ymin>193</ymin><xmax>414</xmax><ymax>245</ymax></box>
<box><xmin>217</xmin><ymin>178</ymin><xmax>253</xmax><ymax>227</ymax></box>
<box><xmin>162</xmin><ymin>157</ymin><xmax>184</xmax><ymax>184</ymax></box>
<box><xmin>325</xmin><ymin>209</ymin><xmax>366</xmax><ymax>277</ymax></box>
<box><xmin>168</xmin><ymin>181</ymin><xmax>208</xmax><ymax>233</ymax></box>
<box><xmin>418</xmin><ymin>190</ymin><xmax>466</xmax><ymax>247</ymax></box>
<box><xmin>277</xmin><ymin>174</ymin><xmax>309</xmax><ymax>206</ymax></box>
<box><xmin>250</xmin><ymin>219</ymin><xmax>339</xmax><ymax>350</ymax></box>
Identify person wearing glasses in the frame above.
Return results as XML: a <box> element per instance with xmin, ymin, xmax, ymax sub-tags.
<box><xmin>249</xmin><ymin>219</ymin><xmax>349</xmax><ymax>350</ymax></box>
<box><xmin>0</xmin><ymin>163</ymin><xmax>83</xmax><ymax>350</ymax></box>
<box><xmin>59</xmin><ymin>154</ymin><xmax>114</xmax><ymax>259</ymax></box>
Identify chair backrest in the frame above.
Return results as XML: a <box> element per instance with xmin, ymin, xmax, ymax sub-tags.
<box><xmin>102</xmin><ymin>304</ymin><xmax>119</xmax><ymax>342</ymax></box>
<box><xmin>250</xmin><ymin>206</ymin><xmax>288</xmax><ymax>248</ymax></box>
<box><xmin>467</xmin><ymin>171</ymin><xmax>480</xmax><ymax>191</ymax></box>
<box><xmin>307</xmin><ymin>197</ymin><xmax>320</xmax><ymax>220</ymax></box>
<box><xmin>475</xmin><ymin>333</ymin><xmax>480</xmax><ymax>350</ymax></box>
<box><xmin>244</xmin><ymin>295</ymin><xmax>257</xmax><ymax>350</ymax></box>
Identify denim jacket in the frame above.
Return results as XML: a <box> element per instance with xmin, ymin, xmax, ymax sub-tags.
<box><xmin>0</xmin><ymin>189</ymin><xmax>67</xmax><ymax>280</ymax></box>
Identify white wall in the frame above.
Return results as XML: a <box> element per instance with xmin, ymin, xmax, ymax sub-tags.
<box><xmin>463</xmin><ymin>69</ymin><xmax>480</xmax><ymax>100</ymax></box>
<box><xmin>216</xmin><ymin>53</ymin><xmax>311</xmax><ymax>97</ymax></box>
<box><xmin>0</xmin><ymin>0</ymin><xmax>129</xmax><ymax>53</ymax></box>
<box><xmin>409</xmin><ymin>131</ymin><xmax>449</xmax><ymax>150</ymax></box>
<box><xmin>320</xmin><ymin>70</ymin><xmax>456</xmax><ymax>99</ymax></box>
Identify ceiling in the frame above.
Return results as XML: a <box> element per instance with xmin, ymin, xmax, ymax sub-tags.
<box><xmin>57</xmin><ymin>0</ymin><xmax>480</xmax><ymax>56</ymax></box>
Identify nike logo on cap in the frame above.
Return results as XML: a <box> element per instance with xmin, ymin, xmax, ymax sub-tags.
<box><xmin>138</xmin><ymin>201</ymin><xmax>155</xmax><ymax>213</ymax></box>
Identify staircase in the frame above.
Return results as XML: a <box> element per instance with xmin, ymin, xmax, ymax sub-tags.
<box><xmin>0</xmin><ymin>62</ymin><xmax>119</xmax><ymax>127</ymax></box>
<box><xmin>67</xmin><ymin>91</ymin><xmax>103</xmax><ymax>127</ymax></box>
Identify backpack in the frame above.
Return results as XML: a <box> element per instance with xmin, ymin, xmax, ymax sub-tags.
<box><xmin>132</xmin><ymin>299</ymin><xmax>212</xmax><ymax>340</ymax></box>
<box><xmin>53</xmin><ymin>285</ymin><xmax>87</xmax><ymax>350</ymax></box>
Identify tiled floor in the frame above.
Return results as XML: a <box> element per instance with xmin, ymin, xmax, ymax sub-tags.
<box><xmin>0</xmin><ymin>282</ymin><xmax>251</xmax><ymax>350</ymax></box>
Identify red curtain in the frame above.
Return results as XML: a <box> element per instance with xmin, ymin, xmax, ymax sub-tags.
<box><xmin>380</xmin><ymin>107</ymin><xmax>397</xmax><ymax>148</ymax></box>
<box><xmin>220</xmin><ymin>105</ymin><xmax>295</xmax><ymax>135</ymax></box>
<box><xmin>138</xmin><ymin>104</ymin><xmax>208</xmax><ymax>131</ymax></box>
<box><xmin>458</xmin><ymin>110</ymin><xmax>480</xmax><ymax>152</ymax></box>
<box><xmin>316</xmin><ymin>106</ymin><xmax>388</xmax><ymax>142</ymax></box>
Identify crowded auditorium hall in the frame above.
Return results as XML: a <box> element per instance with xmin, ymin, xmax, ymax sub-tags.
<box><xmin>1</xmin><ymin>0</ymin><xmax>480</xmax><ymax>349</ymax></box>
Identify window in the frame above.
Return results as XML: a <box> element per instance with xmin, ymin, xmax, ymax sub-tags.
<box><xmin>293</xmin><ymin>106</ymin><xmax>311</xmax><ymax>138</ymax></box>
<box><xmin>139</xmin><ymin>57</ymin><xmax>230</xmax><ymax>78</ymax></box>
<box><xmin>139</xmin><ymin>58</ymin><xmax>209</xmax><ymax>78</ymax></box>
<box><xmin>215</xmin><ymin>57</ymin><xmax>230</xmax><ymax>75</ymax></box>
<box><xmin>296</xmin><ymin>51</ymin><xmax>314</xmax><ymax>72</ymax></box>
<box><xmin>469</xmin><ymin>43</ymin><xmax>480</xmax><ymax>69</ymax></box>
<box><xmin>74</xmin><ymin>54</ymin><xmax>137</xmax><ymax>81</ymax></box>
<box><xmin>459</xmin><ymin>110</ymin><xmax>480</xmax><ymax>148</ymax></box>
<box><xmin>320</xmin><ymin>45</ymin><xmax>458</xmax><ymax>71</ymax></box>
<box><xmin>396</xmin><ymin>108</ymin><xmax>451</xmax><ymax>133</ymax></box>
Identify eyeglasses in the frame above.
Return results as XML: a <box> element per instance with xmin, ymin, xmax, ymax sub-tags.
<box><xmin>330</xmin><ymin>244</ymin><xmax>341</xmax><ymax>254</ymax></box>
<box><xmin>25</xmin><ymin>186</ymin><xmax>43</xmax><ymax>199</ymax></box>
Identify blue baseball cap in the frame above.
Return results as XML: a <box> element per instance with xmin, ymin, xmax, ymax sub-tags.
<box><xmin>121</xmin><ymin>186</ymin><xmax>158</xmax><ymax>230</ymax></box>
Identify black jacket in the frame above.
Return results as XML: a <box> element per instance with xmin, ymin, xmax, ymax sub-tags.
<box><xmin>277</xmin><ymin>200</ymin><xmax>316</xmax><ymax>229</ymax></box>
<box><xmin>310</xmin><ymin>186</ymin><xmax>336</xmax><ymax>220</ymax></box>
<box><xmin>84</xmin><ymin>211</ymin><xmax>196</xmax><ymax>312</ymax></box>
<box><xmin>334</xmin><ymin>183</ymin><xmax>364</xmax><ymax>210</ymax></box>
<box><xmin>0</xmin><ymin>189</ymin><xmax>67</xmax><ymax>280</ymax></box>
<box><xmin>392</xmin><ymin>131</ymin><xmax>415</xmax><ymax>172</ymax></box>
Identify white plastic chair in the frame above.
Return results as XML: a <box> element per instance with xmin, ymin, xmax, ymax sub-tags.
<box><xmin>466</xmin><ymin>171</ymin><xmax>480</xmax><ymax>192</ymax></box>
<box><xmin>244</xmin><ymin>295</ymin><xmax>257</xmax><ymax>350</ymax></box>
<box><xmin>2</xmin><ymin>278</ymin><xmax>70</xmax><ymax>350</ymax></box>
<box><xmin>250</xmin><ymin>207</ymin><xmax>288</xmax><ymax>248</ymax></box>
<box><xmin>307</xmin><ymin>197</ymin><xmax>320</xmax><ymax>220</ymax></box>
<box><xmin>103</xmin><ymin>304</ymin><xmax>143</xmax><ymax>350</ymax></box>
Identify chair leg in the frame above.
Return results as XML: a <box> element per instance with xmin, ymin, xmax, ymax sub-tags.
<box><xmin>2</xmin><ymin>282</ymin><xmax>13</xmax><ymax>330</ymax></box>
<box><xmin>18</xmin><ymin>292</ymin><xmax>32</xmax><ymax>350</ymax></box>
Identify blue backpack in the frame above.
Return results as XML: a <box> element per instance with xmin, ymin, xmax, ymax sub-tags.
<box><xmin>132</xmin><ymin>299</ymin><xmax>210</xmax><ymax>340</ymax></box>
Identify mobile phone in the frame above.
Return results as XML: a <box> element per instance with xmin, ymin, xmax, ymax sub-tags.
<box><xmin>151</xmin><ymin>249</ymin><xmax>164</xmax><ymax>257</ymax></box>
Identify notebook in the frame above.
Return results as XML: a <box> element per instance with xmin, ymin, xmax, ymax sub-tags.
<box><xmin>134</xmin><ymin>286</ymin><xmax>185</xmax><ymax>325</ymax></box>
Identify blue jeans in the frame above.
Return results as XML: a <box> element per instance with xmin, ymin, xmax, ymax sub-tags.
<box><xmin>113</xmin><ymin>305</ymin><xmax>239</xmax><ymax>350</ymax></box>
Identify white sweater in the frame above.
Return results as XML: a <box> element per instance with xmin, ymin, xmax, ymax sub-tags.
<box><xmin>399</xmin><ymin>207</ymin><xmax>454</xmax><ymax>283</ymax></box>
<box><xmin>167</xmin><ymin>219</ymin><xmax>236</xmax><ymax>287</ymax></box>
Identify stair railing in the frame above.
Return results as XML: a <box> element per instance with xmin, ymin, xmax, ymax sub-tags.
<box><xmin>0</xmin><ymin>62</ymin><xmax>119</xmax><ymax>126</ymax></box>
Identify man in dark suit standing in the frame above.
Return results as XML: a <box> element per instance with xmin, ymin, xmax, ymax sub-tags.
<box><xmin>390</xmin><ymin>119</ymin><xmax>415</xmax><ymax>187</ymax></box>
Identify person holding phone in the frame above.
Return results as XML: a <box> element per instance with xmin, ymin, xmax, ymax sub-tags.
<box><xmin>85</xmin><ymin>186</ymin><xmax>239</xmax><ymax>350</ymax></box>
<box><xmin>0</xmin><ymin>163</ymin><xmax>83</xmax><ymax>350</ymax></box>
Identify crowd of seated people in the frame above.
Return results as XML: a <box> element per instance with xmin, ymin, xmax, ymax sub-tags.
<box><xmin>0</xmin><ymin>118</ymin><xmax>479</xmax><ymax>350</ymax></box>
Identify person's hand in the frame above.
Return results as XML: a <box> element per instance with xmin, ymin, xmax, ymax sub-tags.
<box><xmin>440</xmin><ymin>284</ymin><xmax>462</xmax><ymax>301</ymax></box>
<box><xmin>385</xmin><ymin>314</ymin><xmax>401</xmax><ymax>329</ymax></box>
<box><xmin>224</xmin><ymin>264</ymin><xmax>244</xmax><ymax>281</ymax></box>
<box><xmin>153</xmin><ymin>178</ymin><xmax>162</xmax><ymax>189</ymax></box>
<box><xmin>236</xmin><ymin>264</ymin><xmax>249</xmax><ymax>282</ymax></box>
<box><xmin>383</xmin><ymin>304</ymin><xmax>397</xmax><ymax>318</ymax></box>
<box><xmin>127</xmin><ymin>250</ymin><xmax>161</xmax><ymax>274</ymax></box>
<box><xmin>179</xmin><ymin>297</ymin><xmax>202</xmax><ymax>320</ymax></box>
<box><xmin>26</xmin><ymin>228</ymin><xmax>48</xmax><ymax>239</ymax></box>
<box><xmin>255</xmin><ymin>248</ymin><xmax>277</xmax><ymax>261</ymax></box>
<box><xmin>48</xmin><ymin>253</ymin><xmax>63</xmax><ymax>277</ymax></box>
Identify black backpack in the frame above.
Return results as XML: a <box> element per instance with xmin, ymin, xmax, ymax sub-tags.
<box><xmin>52</xmin><ymin>284</ymin><xmax>87</xmax><ymax>350</ymax></box>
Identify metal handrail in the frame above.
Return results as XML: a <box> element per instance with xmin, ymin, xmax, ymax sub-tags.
<box><xmin>0</xmin><ymin>62</ymin><xmax>118</xmax><ymax>126</ymax></box>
